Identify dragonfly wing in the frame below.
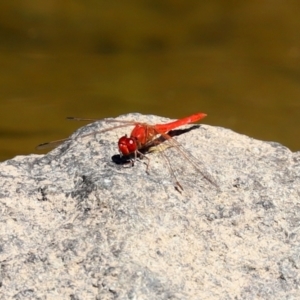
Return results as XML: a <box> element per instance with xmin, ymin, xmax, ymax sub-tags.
<box><xmin>36</xmin><ymin>138</ymin><xmax>71</xmax><ymax>150</ymax></box>
<box><xmin>150</xmin><ymin>128</ymin><xmax>219</xmax><ymax>189</ymax></box>
<box><xmin>36</xmin><ymin>120</ymin><xmax>143</xmax><ymax>150</ymax></box>
<box><xmin>67</xmin><ymin>117</ymin><xmax>142</xmax><ymax>126</ymax></box>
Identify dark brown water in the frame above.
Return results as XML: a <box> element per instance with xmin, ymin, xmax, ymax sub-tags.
<box><xmin>0</xmin><ymin>1</ymin><xmax>299</xmax><ymax>161</ymax></box>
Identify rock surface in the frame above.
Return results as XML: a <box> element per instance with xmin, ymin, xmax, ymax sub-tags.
<box><xmin>0</xmin><ymin>113</ymin><xmax>299</xmax><ymax>299</ymax></box>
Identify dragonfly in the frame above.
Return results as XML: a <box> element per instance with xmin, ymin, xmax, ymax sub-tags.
<box><xmin>36</xmin><ymin>113</ymin><xmax>217</xmax><ymax>192</ymax></box>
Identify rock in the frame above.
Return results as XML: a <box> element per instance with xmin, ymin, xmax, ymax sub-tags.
<box><xmin>0</xmin><ymin>113</ymin><xmax>299</xmax><ymax>299</ymax></box>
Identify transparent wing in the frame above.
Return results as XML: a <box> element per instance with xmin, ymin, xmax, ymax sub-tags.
<box><xmin>36</xmin><ymin>117</ymin><xmax>142</xmax><ymax>150</ymax></box>
<box><xmin>146</xmin><ymin>128</ymin><xmax>219</xmax><ymax>189</ymax></box>
<box><xmin>67</xmin><ymin>117</ymin><xmax>143</xmax><ymax>125</ymax></box>
<box><xmin>36</xmin><ymin>138</ymin><xmax>72</xmax><ymax>150</ymax></box>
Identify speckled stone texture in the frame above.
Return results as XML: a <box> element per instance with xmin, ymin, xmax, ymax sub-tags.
<box><xmin>0</xmin><ymin>113</ymin><xmax>299</xmax><ymax>299</ymax></box>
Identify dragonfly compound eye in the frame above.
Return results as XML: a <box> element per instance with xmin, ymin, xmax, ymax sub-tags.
<box><xmin>118</xmin><ymin>135</ymin><xmax>137</xmax><ymax>156</ymax></box>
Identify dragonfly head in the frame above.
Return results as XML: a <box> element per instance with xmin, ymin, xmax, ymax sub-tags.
<box><xmin>118</xmin><ymin>135</ymin><xmax>137</xmax><ymax>156</ymax></box>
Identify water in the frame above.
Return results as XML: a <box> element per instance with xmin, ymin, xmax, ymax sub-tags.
<box><xmin>0</xmin><ymin>1</ymin><xmax>299</xmax><ymax>161</ymax></box>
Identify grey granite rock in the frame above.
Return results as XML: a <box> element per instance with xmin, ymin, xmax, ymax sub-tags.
<box><xmin>0</xmin><ymin>113</ymin><xmax>299</xmax><ymax>299</ymax></box>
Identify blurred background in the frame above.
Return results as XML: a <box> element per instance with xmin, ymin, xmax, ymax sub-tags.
<box><xmin>0</xmin><ymin>0</ymin><xmax>299</xmax><ymax>161</ymax></box>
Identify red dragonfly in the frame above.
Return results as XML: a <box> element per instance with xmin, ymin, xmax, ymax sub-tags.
<box><xmin>37</xmin><ymin>113</ymin><xmax>217</xmax><ymax>191</ymax></box>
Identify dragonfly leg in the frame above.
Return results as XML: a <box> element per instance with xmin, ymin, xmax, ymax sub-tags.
<box><xmin>136</xmin><ymin>150</ymin><xmax>151</xmax><ymax>174</ymax></box>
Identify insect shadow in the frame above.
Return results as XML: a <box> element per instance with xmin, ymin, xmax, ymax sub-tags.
<box><xmin>111</xmin><ymin>124</ymin><xmax>201</xmax><ymax>166</ymax></box>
